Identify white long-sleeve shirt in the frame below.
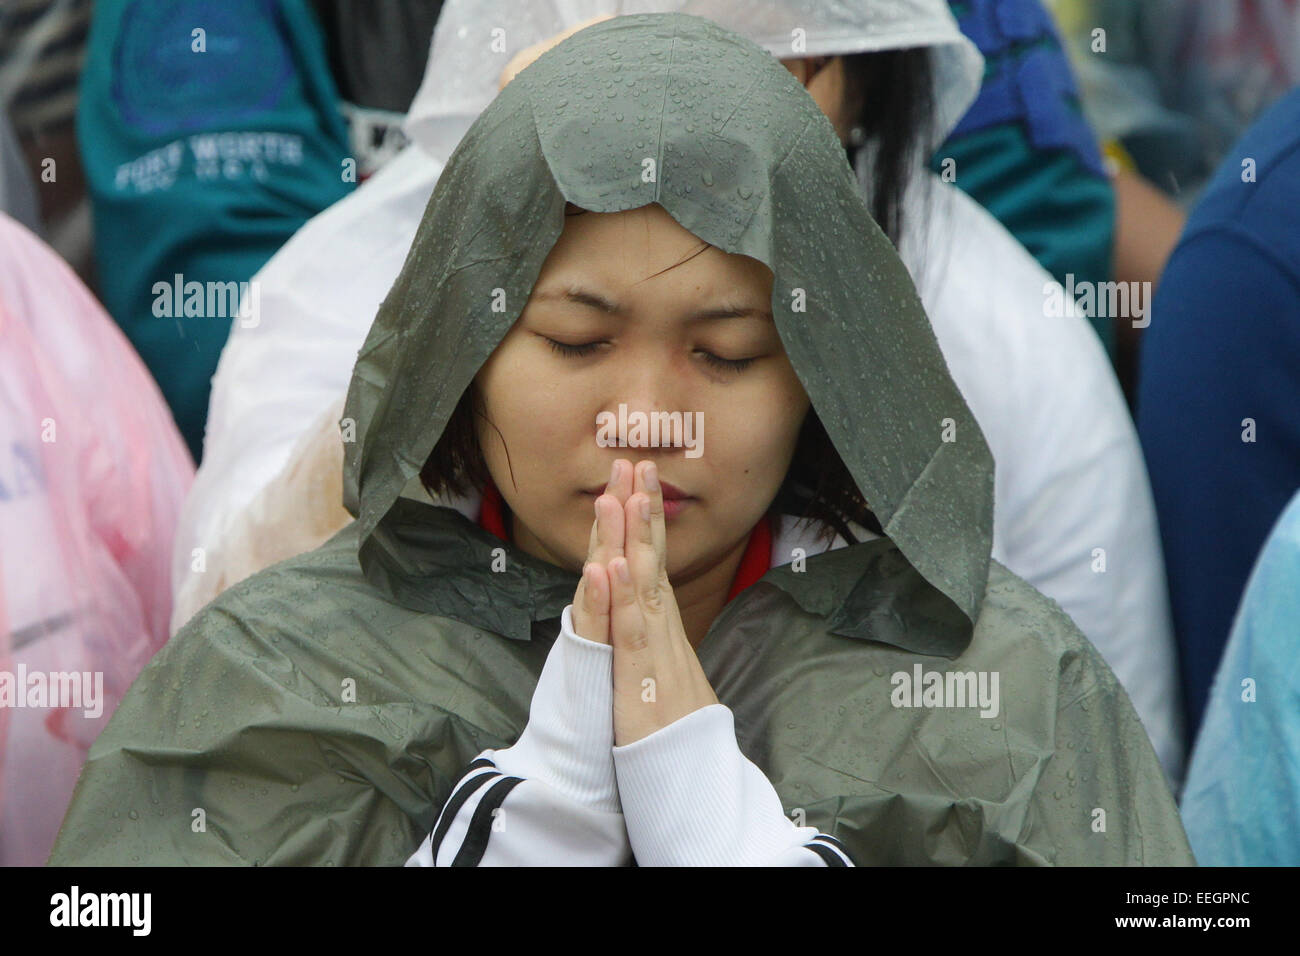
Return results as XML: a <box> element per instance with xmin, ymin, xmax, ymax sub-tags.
<box><xmin>405</xmin><ymin>605</ymin><xmax>855</xmax><ymax>867</ymax></box>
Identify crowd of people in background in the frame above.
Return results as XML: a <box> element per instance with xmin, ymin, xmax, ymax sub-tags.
<box><xmin>1</xmin><ymin>0</ymin><xmax>1298</xmax><ymax>867</ymax></box>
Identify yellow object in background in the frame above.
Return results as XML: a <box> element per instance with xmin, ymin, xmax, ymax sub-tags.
<box><xmin>1102</xmin><ymin>138</ymin><xmax>1138</xmax><ymax>177</ymax></box>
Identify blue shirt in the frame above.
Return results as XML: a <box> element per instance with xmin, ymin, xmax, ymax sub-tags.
<box><xmin>1137</xmin><ymin>87</ymin><xmax>1300</xmax><ymax>748</ymax></box>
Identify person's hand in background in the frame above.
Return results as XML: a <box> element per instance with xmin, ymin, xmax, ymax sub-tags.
<box><xmin>498</xmin><ymin>14</ymin><xmax>615</xmax><ymax>90</ymax></box>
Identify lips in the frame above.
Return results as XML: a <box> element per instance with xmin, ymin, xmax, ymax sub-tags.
<box><xmin>658</xmin><ymin>480</ymin><xmax>690</xmax><ymax>501</ymax></box>
<box><xmin>581</xmin><ymin>477</ymin><xmax>695</xmax><ymax>522</ymax></box>
<box><xmin>581</xmin><ymin>479</ymin><xmax>694</xmax><ymax>500</ymax></box>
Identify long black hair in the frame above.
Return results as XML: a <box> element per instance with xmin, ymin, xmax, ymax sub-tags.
<box><xmin>838</xmin><ymin>48</ymin><xmax>936</xmax><ymax>250</ymax></box>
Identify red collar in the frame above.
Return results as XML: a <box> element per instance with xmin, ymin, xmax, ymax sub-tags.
<box><xmin>477</xmin><ymin>479</ymin><xmax>772</xmax><ymax>603</ymax></box>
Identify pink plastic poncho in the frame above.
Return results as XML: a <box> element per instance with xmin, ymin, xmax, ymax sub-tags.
<box><xmin>0</xmin><ymin>214</ymin><xmax>194</xmax><ymax>865</ymax></box>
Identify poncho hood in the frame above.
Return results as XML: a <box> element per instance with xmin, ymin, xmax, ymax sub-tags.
<box><xmin>404</xmin><ymin>0</ymin><xmax>984</xmax><ymax>164</ymax></box>
<box><xmin>343</xmin><ymin>11</ymin><xmax>995</xmax><ymax>647</ymax></box>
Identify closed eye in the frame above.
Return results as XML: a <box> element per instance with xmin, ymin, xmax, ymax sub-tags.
<box><xmin>544</xmin><ymin>338</ymin><xmax>604</xmax><ymax>359</ymax></box>
<box><xmin>698</xmin><ymin>351</ymin><xmax>756</xmax><ymax>373</ymax></box>
<box><xmin>543</xmin><ymin>337</ymin><xmax>756</xmax><ymax>373</ymax></box>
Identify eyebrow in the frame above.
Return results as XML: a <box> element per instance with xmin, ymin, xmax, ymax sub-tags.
<box><xmin>533</xmin><ymin>286</ymin><xmax>774</xmax><ymax>323</ymax></box>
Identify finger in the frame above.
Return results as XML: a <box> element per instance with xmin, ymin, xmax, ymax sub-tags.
<box><xmin>576</xmin><ymin>494</ymin><xmax>615</xmax><ymax>640</ymax></box>
<box><xmin>571</xmin><ymin>566</ymin><xmax>592</xmax><ymax>641</ymax></box>
<box><xmin>584</xmin><ymin>498</ymin><xmax>602</xmax><ymax>561</ymax></box>
<box><xmin>608</xmin><ymin>556</ymin><xmax>649</xmax><ymax>653</ymax></box>
<box><xmin>591</xmin><ymin>459</ymin><xmax>632</xmax><ymax>567</ymax></box>
<box><xmin>633</xmin><ymin>461</ymin><xmax>667</xmax><ymax>581</ymax></box>
<box><xmin>593</xmin><ymin>491</ymin><xmax>625</xmax><ymax>563</ymax></box>
<box><xmin>607</xmin><ymin>457</ymin><xmax>633</xmax><ymax>505</ymax></box>
<box><xmin>624</xmin><ymin>492</ymin><xmax>666</xmax><ymax>617</ymax></box>
<box><xmin>578</xmin><ymin>561</ymin><xmax>610</xmax><ymax>644</ymax></box>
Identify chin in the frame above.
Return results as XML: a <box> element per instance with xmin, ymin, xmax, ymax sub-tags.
<box><xmin>663</xmin><ymin>540</ymin><xmax>710</xmax><ymax>579</ymax></box>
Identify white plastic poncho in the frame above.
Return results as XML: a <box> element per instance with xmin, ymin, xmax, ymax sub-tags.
<box><xmin>176</xmin><ymin>0</ymin><xmax>1184</xmax><ymax>787</ymax></box>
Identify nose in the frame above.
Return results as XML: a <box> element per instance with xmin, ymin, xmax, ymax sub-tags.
<box><xmin>599</xmin><ymin>349</ymin><xmax>696</xmax><ymax>455</ymax></box>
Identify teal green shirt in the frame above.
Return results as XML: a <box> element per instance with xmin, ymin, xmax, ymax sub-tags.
<box><xmin>78</xmin><ymin>0</ymin><xmax>354</xmax><ymax>461</ymax></box>
<box><xmin>935</xmin><ymin>0</ymin><xmax>1116</xmax><ymax>359</ymax></box>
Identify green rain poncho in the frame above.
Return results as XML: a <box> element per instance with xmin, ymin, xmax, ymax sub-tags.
<box><xmin>49</xmin><ymin>13</ymin><xmax>1193</xmax><ymax>866</ymax></box>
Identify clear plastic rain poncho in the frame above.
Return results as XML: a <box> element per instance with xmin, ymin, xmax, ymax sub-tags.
<box><xmin>0</xmin><ymin>214</ymin><xmax>193</xmax><ymax>865</ymax></box>
<box><xmin>1180</xmin><ymin>488</ymin><xmax>1300</xmax><ymax>865</ymax></box>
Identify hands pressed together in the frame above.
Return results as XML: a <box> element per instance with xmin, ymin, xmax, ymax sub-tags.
<box><xmin>571</xmin><ymin>459</ymin><xmax>720</xmax><ymax>746</ymax></box>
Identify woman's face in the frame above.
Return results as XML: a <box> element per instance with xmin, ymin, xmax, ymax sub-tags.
<box><xmin>473</xmin><ymin>202</ymin><xmax>810</xmax><ymax>583</ymax></box>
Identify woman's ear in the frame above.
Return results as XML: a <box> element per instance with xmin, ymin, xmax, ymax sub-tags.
<box><xmin>780</xmin><ymin>57</ymin><xmax>852</xmax><ymax>143</ymax></box>
<box><xmin>779</xmin><ymin>58</ymin><xmax>809</xmax><ymax>84</ymax></box>
<box><xmin>779</xmin><ymin>56</ymin><xmax>830</xmax><ymax>88</ymax></box>
<box><xmin>804</xmin><ymin>56</ymin><xmax>833</xmax><ymax>85</ymax></box>
<box><xmin>802</xmin><ymin>57</ymin><xmax>854</xmax><ymax>144</ymax></box>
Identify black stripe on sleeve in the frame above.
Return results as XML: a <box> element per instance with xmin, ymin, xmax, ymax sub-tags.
<box><xmin>428</xmin><ymin>767</ymin><xmax>501</xmax><ymax>864</ymax></box>
<box><xmin>807</xmin><ymin>833</ymin><xmax>855</xmax><ymax>866</ymax></box>
<box><xmin>451</xmin><ymin>775</ymin><xmax>527</xmax><ymax>866</ymax></box>
<box><xmin>804</xmin><ymin>841</ymin><xmax>848</xmax><ymax>867</ymax></box>
<box><xmin>810</xmin><ymin>832</ymin><xmax>854</xmax><ymax>860</ymax></box>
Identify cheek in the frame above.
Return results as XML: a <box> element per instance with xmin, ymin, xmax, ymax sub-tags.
<box><xmin>478</xmin><ymin>351</ymin><xmax>597</xmax><ymax>464</ymax></box>
<box><xmin>768</xmin><ymin>367</ymin><xmax>812</xmax><ymax>450</ymax></box>
<box><xmin>713</xmin><ymin>376</ymin><xmax>807</xmax><ymax>466</ymax></box>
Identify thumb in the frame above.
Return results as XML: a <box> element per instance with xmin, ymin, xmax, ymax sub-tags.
<box><xmin>572</xmin><ymin>562</ymin><xmax>611</xmax><ymax>645</ymax></box>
